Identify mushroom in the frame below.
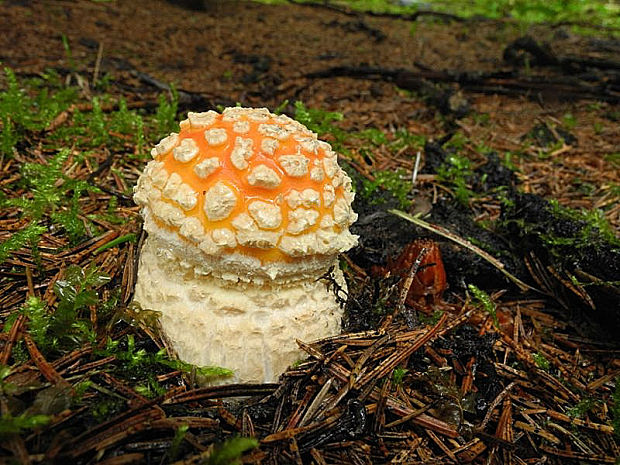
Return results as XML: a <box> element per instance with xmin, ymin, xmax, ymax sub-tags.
<box><xmin>133</xmin><ymin>107</ymin><xmax>358</xmax><ymax>383</ymax></box>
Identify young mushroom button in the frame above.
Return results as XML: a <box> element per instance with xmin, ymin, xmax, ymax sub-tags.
<box><xmin>132</xmin><ymin>107</ymin><xmax>358</xmax><ymax>384</ymax></box>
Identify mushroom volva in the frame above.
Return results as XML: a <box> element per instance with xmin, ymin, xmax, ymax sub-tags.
<box><xmin>133</xmin><ymin>107</ymin><xmax>357</xmax><ymax>383</ymax></box>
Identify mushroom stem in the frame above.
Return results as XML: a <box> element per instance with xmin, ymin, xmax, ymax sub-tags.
<box><xmin>134</xmin><ymin>236</ymin><xmax>345</xmax><ymax>384</ymax></box>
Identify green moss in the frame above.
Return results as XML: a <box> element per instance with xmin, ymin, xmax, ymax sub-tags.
<box><xmin>169</xmin><ymin>424</ymin><xmax>189</xmax><ymax>460</ymax></box>
<box><xmin>0</xmin><ymin>366</ymin><xmax>51</xmax><ymax>436</ymax></box>
<box><xmin>0</xmin><ymin>113</ymin><xmax>17</xmax><ymax>157</ymax></box>
<box><xmin>532</xmin><ymin>352</ymin><xmax>550</xmax><ymax>371</ymax></box>
<box><xmin>90</xmin><ymin>97</ymin><xmax>108</xmax><ymax>144</ymax></box>
<box><xmin>206</xmin><ymin>437</ymin><xmax>259</xmax><ymax>465</ymax></box>
<box><xmin>562</xmin><ymin>113</ymin><xmax>577</xmax><ymax>130</ymax></box>
<box><xmin>392</xmin><ymin>367</ymin><xmax>408</xmax><ymax>386</ymax></box>
<box><xmin>293</xmin><ymin>101</ymin><xmax>347</xmax><ymax>151</ymax></box>
<box><xmin>91</xmin><ymin>397</ymin><xmax>126</xmax><ymax>423</ymax></box>
<box><xmin>0</xmin><ymin>67</ymin><xmax>77</xmax><ymax>156</ymax></box>
<box><xmin>9</xmin><ymin>341</ymin><xmax>29</xmax><ymax>364</ymax></box>
<box><xmin>155</xmin><ymin>85</ymin><xmax>179</xmax><ymax>137</ymax></box>
<box><xmin>89</xmin><ymin>196</ymin><xmax>128</xmax><ymax>226</ymax></box>
<box><xmin>357</xmin><ymin>128</ymin><xmax>389</xmax><ymax>146</ymax></box>
<box><xmin>395</xmin><ymin>129</ymin><xmax>425</xmax><ymax>150</ymax></box>
<box><xmin>323</xmin><ymin>0</ymin><xmax>619</xmax><ymax>29</ymax></box>
<box><xmin>0</xmin><ymin>222</ymin><xmax>46</xmax><ymax>265</ymax></box>
<box><xmin>436</xmin><ymin>153</ymin><xmax>475</xmax><ymax>206</ymax></box>
<box><xmin>52</xmin><ymin>95</ymin><xmax>147</xmax><ymax>152</ymax></box>
<box><xmin>4</xmin><ymin>266</ymin><xmax>108</xmax><ymax>356</ymax></box>
<box><xmin>500</xmin><ymin>194</ymin><xmax>620</xmax><ymax>277</ymax></box>
<box><xmin>1</xmin><ymin>147</ymin><xmax>103</xmax><ymax>248</ymax></box>
<box><xmin>0</xmin><ymin>411</ymin><xmax>50</xmax><ymax>437</ymax></box>
<box><xmin>567</xmin><ymin>397</ymin><xmax>597</xmax><ymax>419</ymax></box>
<box><xmin>135</xmin><ymin>375</ymin><xmax>168</xmax><ymax>399</ymax></box>
<box><xmin>100</xmin><ymin>334</ymin><xmax>233</xmax><ymax>385</ymax></box>
<box><xmin>467</xmin><ymin>284</ymin><xmax>498</xmax><ymax>327</ymax></box>
<box><xmin>418</xmin><ymin>309</ymin><xmax>444</xmax><ymax>326</ymax></box>
<box><xmin>547</xmin><ymin>199</ymin><xmax>619</xmax><ymax>248</ymax></box>
<box><xmin>361</xmin><ymin>168</ymin><xmax>412</xmax><ymax>209</ymax></box>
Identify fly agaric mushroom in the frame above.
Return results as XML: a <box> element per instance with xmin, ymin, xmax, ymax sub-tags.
<box><xmin>133</xmin><ymin>107</ymin><xmax>358</xmax><ymax>383</ymax></box>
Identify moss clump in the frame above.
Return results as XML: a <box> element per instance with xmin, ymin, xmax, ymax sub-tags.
<box><xmin>500</xmin><ymin>193</ymin><xmax>619</xmax><ymax>263</ymax></box>
<box><xmin>5</xmin><ymin>265</ymin><xmax>109</xmax><ymax>355</ymax></box>
<box><xmin>293</xmin><ymin>101</ymin><xmax>347</xmax><ymax>151</ymax></box>
<box><xmin>468</xmin><ymin>284</ymin><xmax>498</xmax><ymax>327</ymax></box>
<box><xmin>436</xmin><ymin>153</ymin><xmax>475</xmax><ymax>206</ymax></box>
<box><xmin>499</xmin><ymin>192</ymin><xmax>620</xmax><ymax>335</ymax></box>
<box><xmin>0</xmin><ymin>67</ymin><xmax>77</xmax><ymax>156</ymax></box>
<box><xmin>361</xmin><ymin>169</ymin><xmax>413</xmax><ymax>209</ymax></box>
<box><xmin>532</xmin><ymin>352</ymin><xmax>550</xmax><ymax>371</ymax></box>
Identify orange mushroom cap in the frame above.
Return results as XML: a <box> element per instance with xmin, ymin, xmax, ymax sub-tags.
<box><xmin>134</xmin><ymin>107</ymin><xmax>358</xmax><ymax>267</ymax></box>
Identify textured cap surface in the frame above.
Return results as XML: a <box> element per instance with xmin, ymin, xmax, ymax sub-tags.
<box><xmin>134</xmin><ymin>107</ymin><xmax>358</xmax><ymax>264</ymax></box>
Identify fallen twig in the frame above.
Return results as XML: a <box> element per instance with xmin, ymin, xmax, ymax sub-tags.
<box><xmin>389</xmin><ymin>209</ymin><xmax>536</xmax><ymax>292</ymax></box>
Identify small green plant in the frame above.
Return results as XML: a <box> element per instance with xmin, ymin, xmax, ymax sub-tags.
<box><xmin>273</xmin><ymin>99</ymin><xmax>289</xmax><ymax>115</ymax></box>
<box><xmin>419</xmin><ymin>309</ymin><xmax>444</xmax><ymax>326</ymax></box>
<box><xmin>134</xmin><ymin>376</ymin><xmax>168</xmax><ymax>398</ymax></box>
<box><xmin>0</xmin><ymin>68</ymin><xmax>76</xmax><ymax>156</ymax></box>
<box><xmin>392</xmin><ymin>367</ymin><xmax>408</xmax><ymax>385</ymax></box>
<box><xmin>169</xmin><ymin>424</ymin><xmax>189</xmax><ymax>460</ymax></box>
<box><xmin>60</xmin><ymin>34</ymin><xmax>76</xmax><ymax>73</ymax></box>
<box><xmin>49</xmin><ymin>264</ymin><xmax>109</xmax><ymax>344</ymax></box>
<box><xmin>500</xmin><ymin>196</ymin><xmax>620</xmax><ymax>278</ymax></box>
<box><xmin>207</xmin><ymin>437</ymin><xmax>259</xmax><ymax>465</ymax></box>
<box><xmin>91</xmin><ymin>398</ymin><xmax>125</xmax><ymax>423</ymax></box>
<box><xmin>0</xmin><ymin>366</ymin><xmax>17</xmax><ymax>397</ymax></box>
<box><xmin>155</xmin><ymin>85</ymin><xmax>179</xmax><ymax>137</ymax></box>
<box><xmin>0</xmin><ymin>366</ymin><xmax>51</xmax><ymax>436</ymax></box>
<box><xmin>357</xmin><ymin>127</ymin><xmax>388</xmax><ymax>146</ymax></box>
<box><xmin>546</xmin><ymin>199</ymin><xmax>620</xmax><ymax>248</ymax></box>
<box><xmin>355</xmin><ymin>127</ymin><xmax>425</xmax><ymax>153</ymax></box>
<box><xmin>390</xmin><ymin>128</ymin><xmax>426</xmax><ymax>152</ymax></box>
<box><xmin>293</xmin><ymin>101</ymin><xmax>347</xmax><ymax>151</ymax></box>
<box><xmin>444</xmin><ymin>132</ymin><xmax>468</xmax><ymax>151</ymax></box>
<box><xmin>0</xmin><ymin>222</ymin><xmax>47</xmax><ymax>265</ymax></box>
<box><xmin>102</xmin><ymin>334</ymin><xmax>233</xmax><ymax>387</ymax></box>
<box><xmin>5</xmin><ymin>265</ymin><xmax>109</xmax><ymax>355</ymax></box>
<box><xmin>436</xmin><ymin>153</ymin><xmax>475</xmax><ymax>206</ymax></box>
<box><xmin>0</xmin><ymin>113</ymin><xmax>17</xmax><ymax>157</ymax></box>
<box><xmin>362</xmin><ymin>168</ymin><xmax>412</xmax><ymax>209</ymax></box>
<box><xmin>592</xmin><ymin>122</ymin><xmax>603</xmax><ymax>135</ymax></box>
<box><xmin>606</xmin><ymin>153</ymin><xmax>620</xmax><ymax>170</ymax></box>
<box><xmin>1</xmin><ymin>148</ymin><xmax>101</xmax><ymax>247</ymax></box>
<box><xmin>501</xmin><ymin>151</ymin><xmax>521</xmax><ymax>172</ymax></box>
<box><xmin>532</xmin><ymin>352</ymin><xmax>550</xmax><ymax>371</ymax></box>
<box><xmin>567</xmin><ymin>397</ymin><xmax>597</xmax><ymax>419</ymax></box>
<box><xmin>467</xmin><ymin>284</ymin><xmax>498</xmax><ymax>327</ymax></box>
<box><xmin>89</xmin><ymin>196</ymin><xmax>128</xmax><ymax>227</ymax></box>
<box><xmin>562</xmin><ymin>113</ymin><xmax>577</xmax><ymax>130</ymax></box>
<box><xmin>53</xmin><ymin>96</ymin><xmax>146</xmax><ymax>152</ymax></box>
<box><xmin>472</xmin><ymin>112</ymin><xmax>491</xmax><ymax>126</ymax></box>
<box><xmin>0</xmin><ymin>411</ymin><xmax>51</xmax><ymax>436</ymax></box>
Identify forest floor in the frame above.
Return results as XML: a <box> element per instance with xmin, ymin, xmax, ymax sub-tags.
<box><xmin>0</xmin><ymin>1</ymin><xmax>619</xmax><ymax>464</ymax></box>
